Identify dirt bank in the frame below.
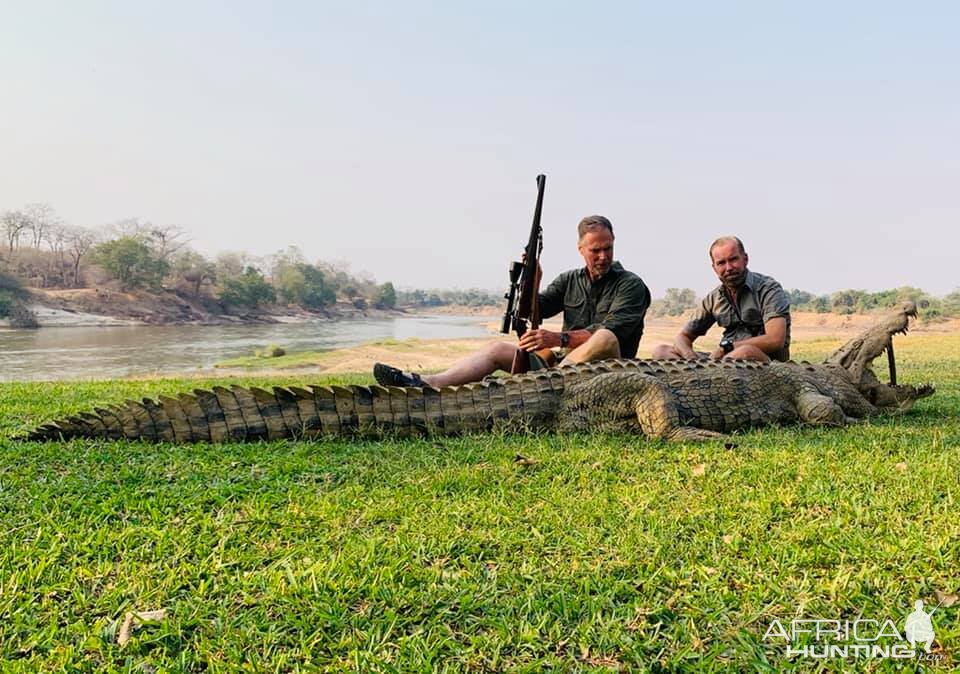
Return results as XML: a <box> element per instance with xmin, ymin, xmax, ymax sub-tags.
<box><xmin>0</xmin><ymin>287</ymin><xmax>404</xmax><ymax>328</ymax></box>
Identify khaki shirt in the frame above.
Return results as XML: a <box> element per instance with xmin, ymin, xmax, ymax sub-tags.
<box><xmin>683</xmin><ymin>270</ymin><xmax>791</xmax><ymax>361</ymax></box>
<box><xmin>539</xmin><ymin>261</ymin><xmax>651</xmax><ymax>358</ymax></box>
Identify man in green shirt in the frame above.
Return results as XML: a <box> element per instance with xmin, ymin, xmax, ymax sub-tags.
<box><xmin>374</xmin><ymin>215</ymin><xmax>651</xmax><ymax>387</ymax></box>
<box><xmin>652</xmin><ymin>236</ymin><xmax>791</xmax><ymax>362</ymax></box>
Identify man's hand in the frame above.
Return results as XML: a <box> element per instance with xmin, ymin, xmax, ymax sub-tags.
<box><xmin>518</xmin><ymin>328</ymin><xmax>559</xmax><ymax>352</ymax></box>
<box><xmin>709</xmin><ymin>347</ymin><xmax>725</xmax><ymax>361</ymax></box>
<box><xmin>674</xmin><ymin>332</ymin><xmax>700</xmax><ymax>360</ymax></box>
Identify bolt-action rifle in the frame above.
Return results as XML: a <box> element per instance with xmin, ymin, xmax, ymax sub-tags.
<box><xmin>501</xmin><ymin>174</ymin><xmax>553</xmax><ymax>374</ymax></box>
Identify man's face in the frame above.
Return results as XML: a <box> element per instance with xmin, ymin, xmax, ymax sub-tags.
<box><xmin>578</xmin><ymin>228</ymin><xmax>614</xmax><ymax>281</ymax></box>
<box><xmin>710</xmin><ymin>241</ymin><xmax>748</xmax><ymax>288</ymax></box>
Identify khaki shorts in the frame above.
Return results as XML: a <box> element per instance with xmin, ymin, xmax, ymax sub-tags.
<box><xmin>529</xmin><ymin>348</ymin><xmax>570</xmax><ymax>371</ymax></box>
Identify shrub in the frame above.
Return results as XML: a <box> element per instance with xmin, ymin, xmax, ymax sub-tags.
<box><xmin>91</xmin><ymin>236</ymin><xmax>168</xmax><ymax>289</ymax></box>
<box><xmin>9</xmin><ymin>304</ymin><xmax>39</xmax><ymax>328</ymax></box>
<box><xmin>219</xmin><ymin>267</ymin><xmax>276</xmax><ymax>308</ymax></box>
<box><xmin>276</xmin><ymin>264</ymin><xmax>336</xmax><ymax>309</ymax></box>
<box><xmin>0</xmin><ymin>272</ymin><xmax>23</xmax><ymax>293</ymax></box>
<box><xmin>0</xmin><ymin>290</ymin><xmax>13</xmax><ymax>318</ymax></box>
<box><xmin>255</xmin><ymin>344</ymin><xmax>286</xmax><ymax>358</ymax></box>
<box><xmin>374</xmin><ymin>282</ymin><xmax>396</xmax><ymax>309</ymax></box>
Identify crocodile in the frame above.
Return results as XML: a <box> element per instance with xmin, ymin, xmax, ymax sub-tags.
<box><xmin>22</xmin><ymin>302</ymin><xmax>933</xmax><ymax>442</ymax></box>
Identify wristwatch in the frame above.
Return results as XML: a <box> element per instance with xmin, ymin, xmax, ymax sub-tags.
<box><xmin>719</xmin><ymin>338</ymin><xmax>735</xmax><ymax>354</ymax></box>
<box><xmin>560</xmin><ymin>332</ymin><xmax>570</xmax><ymax>348</ymax></box>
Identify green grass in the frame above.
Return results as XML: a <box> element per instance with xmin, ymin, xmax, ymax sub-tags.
<box><xmin>1</xmin><ymin>336</ymin><xmax>959</xmax><ymax>672</ymax></box>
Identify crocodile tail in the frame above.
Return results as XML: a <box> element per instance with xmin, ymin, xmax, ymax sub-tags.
<box><xmin>22</xmin><ymin>373</ymin><xmax>570</xmax><ymax>442</ymax></box>
<box><xmin>21</xmin><ymin>381</ymin><xmax>535</xmax><ymax>442</ymax></box>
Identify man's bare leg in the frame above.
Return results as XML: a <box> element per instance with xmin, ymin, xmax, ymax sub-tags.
<box><xmin>420</xmin><ymin>341</ymin><xmax>518</xmax><ymax>387</ymax></box>
<box><xmin>560</xmin><ymin>328</ymin><xmax>620</xmax><ymax>365</ymax></box>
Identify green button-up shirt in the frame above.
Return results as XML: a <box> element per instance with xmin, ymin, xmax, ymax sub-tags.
<box><xmin>539</xmin><ymin>261</ymin><xmax>651</xmax><ymax>358</ymax></box>
<box><xmin>683</xmin><ymin>270</ymin><xmax>791</xmax><ymax>361</ymax></box>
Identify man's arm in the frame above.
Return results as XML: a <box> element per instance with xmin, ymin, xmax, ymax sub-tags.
<box><xmin>677</xmin><ymin>297</ymin><xmax>715</xmax><ymax>358</ymax></box>
<box><xmin>742</xmin><ymin>278</ymin><xmax>790</xmax><ymax>355</ymax></box>
<box><xmin>518</xmin><ymin>327</ymin><xmax>593</xmax><ymax>351</ymax></box>
<box><xmin>583</xmin><ymin>275</ymin><xmax>650</xmax><ymax>352</ymax></box>
<box><xmin>708</xmin><ymin>316</ymin><xmax>786</xmax><ymax>359</ymax></box>
<box><xmin>673</xmin><ymin>328</ymin><xmax>700</xmax><ymax>359</ymax></box>
<box><xmin>518</xmin><ymin>270</ymin><xmax>574</xmax><ymax>351</ymax></box>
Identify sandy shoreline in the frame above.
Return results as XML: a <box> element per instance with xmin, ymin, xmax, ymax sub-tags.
<box><xmin>208</xmin><ymin>311</ymin><xmax>960</xmax><ymax>377</ymax></box>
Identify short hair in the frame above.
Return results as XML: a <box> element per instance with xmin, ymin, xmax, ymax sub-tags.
<box><xmin>577</xmin><ymin>215</ymin><xmax>614</xmax><ymax>241</ymax></box>
<box><xmin>708</xmin><ymin>236</ymin><xmax>746</xmax><ymax>261</ymax></box>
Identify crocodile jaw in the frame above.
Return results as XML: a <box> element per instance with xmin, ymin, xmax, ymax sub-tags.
<box><xmin>823</xmin><ymin>301</ymin><xmax>934</xmax><ymax>410</ymax></box>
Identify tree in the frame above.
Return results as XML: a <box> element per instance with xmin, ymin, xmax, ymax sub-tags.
<box><xmin>2</xmin><ymin>211</ymin><xmax>31</xmax><ymax>251</ymax></box>
<box><xmin>374</xmin><ymin>282</ymin><xmax>397</xmax><ymax>309</ymax></box>
<box><xmin>831</xmin><ymin>289</ymin><xmax>862</xmax><ymax>314</ymax></box>
<box><xmin>787</xmin><ymin>289</ymin><xmax>813</xmax><ymax>306</ymax></box>
<box><xmin>91</xmin><ymin>236</ymin><xmax>168</xmax><ymax>289</ymax></box>
<box><xmin>214</xmin><ymin>252</ymin><xmax>248</xmax><ymax>284</ymax></box>
<box><xmin>24</xmin><ymin>203</ymin><xmax>57</xmax><ymax>249</ymax></box>
<box><xmin>171</xmin><ymin>250</ymin><xmax>217</xmax><ymax>298</ymax></box>
<box><xmin>944</xmin><ymin>289</ymin><xmax>960</xmax><ymax>316</ymax></box>
<box><xmin>266</xmin><ymin>245</ymin><xmax>306</xmax><ymax>282</ymax></box>
<box><xmin>145</xmin><ymin>224</ymin><xmax>187</xmax><ymax>266</ymax></box>
<box><xmin>276</xmin><ymin>263</ymin><xmax>336</xmax><ymax>309</ymax></box>
<box><xmin>662</xmin><ymin>288</ymin><xmax>697</xmax><ymax>316</ymax></box>
<box><xmin>219</xmin><ymin>266</ymin><xmax>276</xmax><ymax>308</ymax></box>
<box><xmin>66</xmin><ymin>226</ymin><xmax>98</xmax><ymax>287</ymax></box>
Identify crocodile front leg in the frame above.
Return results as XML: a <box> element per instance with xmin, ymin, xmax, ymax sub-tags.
<box><xmin>795</xmin><ymin>385</ymin><xmax>847</xmax><ymax>426</ymax></box>
<box><xmin>559</xmin><ymin>372</ymin><xmax>722</xmax><ymax>441</ymax></box>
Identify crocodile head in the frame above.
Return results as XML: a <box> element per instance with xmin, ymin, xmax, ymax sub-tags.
<box><xmin>824</xmin><ymin>301</ymin><xmax>935</xmax><ymax>411</ymax></box>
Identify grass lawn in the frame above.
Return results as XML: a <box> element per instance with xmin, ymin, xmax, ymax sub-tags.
<box><xmin>1</xmin><ymin>335</ymin><xmax>958</xmax><ymax>672</ymax></box>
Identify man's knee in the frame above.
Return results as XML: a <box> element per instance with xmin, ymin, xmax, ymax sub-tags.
<box><xmin>482</xmin><ymin>340</ymin><xmax>520</xmax><ymax>367</ymax></box>
<box><xmin>726</xmin><ymin>344</ymin><xmax>769</xmax><ymax>362</ymax></box>
<box><xmin>585</xmin><ymin>328</ymin><xmax>620</xmax><ymax>358</ymax></box>
<box><xmin>483</xmin><ymin>341</ymin><xmax>518</xmax><ymax>357</ymax></box>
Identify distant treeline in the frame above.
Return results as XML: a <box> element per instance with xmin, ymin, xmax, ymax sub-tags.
<box><xmin>0</xmin><ymin>203</ymin><xmax>506</xmax><ymax>324</ymax></box>
<box><xmin>649</xmin><ymin>286</ymin><xmax>960</xmax><ymax>320</ymax></box>
<box><xmin>2</xmin><ymin>203</ymin><xmax>956</xmax><ymax>323</ymax></box>
<box><xmin>396</xmin><ymin>288</ymin><xmax>501</xmax><ymax>308</ymax></box>
<box><xmin>0</xmin><ymin>205</ymin><xmax>371</xmax><ymax>319</ymax></box>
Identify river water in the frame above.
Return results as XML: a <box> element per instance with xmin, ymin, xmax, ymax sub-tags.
<box><xmin>0</xmin><ymin>314</ymin><xmax>494</xmax><ymax>382</ymax></box>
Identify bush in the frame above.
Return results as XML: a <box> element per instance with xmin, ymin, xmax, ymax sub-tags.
<box><xmin>9</xmin><ymin>304</ymin><xmax>38</xmax><ymax>328</ymax></box>
<box><xmin>0</xmin><ymin>272</ymin><xmax>23</xmax><ymax>293</ymax></box>
<box><xmin>219</xmin><ymin>267</ymin><xmax>276</xmax><ymax>308</ymax></box>
<box><xmin>276</xmin><ymin>263</ymin><xmax>336</xmax><ymax>309</ymax></box>
<box><xmin>91</xmin><ymin>236</ymin><xmax>168</xmax><ymax>289</ymax></box>
<box><xmin>944</xmin><ymin>289</ymin><xmax>960</xmax><ymax>317</ymax></box>
<box><xmin>255</xmin><ymin>344</ymin><xmax>286</xmax><ymax>358</ymax></box>
<box><xmin>374</xmin><ymin>282</ymin><xmax>397</xmax><ymax>309</ymax></box>
<box><xmin>0</xmin><ymin>290</ymin><xmax>13</xmax><ymax>318</ymax></box>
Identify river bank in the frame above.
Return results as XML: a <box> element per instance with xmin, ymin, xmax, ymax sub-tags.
<box><xmin>0</xmin><ymin>287</ymin><xmax>406</xmax><ymax>328</ymax></box>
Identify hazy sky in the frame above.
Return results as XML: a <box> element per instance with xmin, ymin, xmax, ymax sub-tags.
<box><xmin>2</xmin><ymin>2</ymin><xmax>958</xmax><ymax>296</ymax></box>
